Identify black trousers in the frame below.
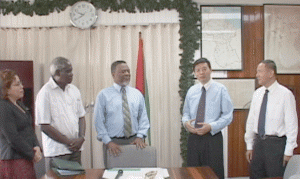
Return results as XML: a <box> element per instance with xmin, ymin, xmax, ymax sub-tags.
<box><xmin>187</xmin><ymin>132</ymin><xmax>224</xmax><ymax>179</ymax></box>
<box><xmin>250</xmin><ymin>135</ymin><xmax>286</xmax><ymax>179</ymax></box>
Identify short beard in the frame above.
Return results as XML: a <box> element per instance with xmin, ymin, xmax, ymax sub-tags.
<box><xmin>121</xmin><ymin>81</ymin><xmax>130</xmax><ymax>86</ymax></box>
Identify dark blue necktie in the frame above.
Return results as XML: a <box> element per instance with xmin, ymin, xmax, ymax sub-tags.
<box><xmin>195</xmin><ymin>87</ymin><xmax>206</xmax><ymax>128</ymax></box>
<box><xmin>258</xmin><ymin>89</ymin><xmax>269</xmax><ymax>137</ymax></box>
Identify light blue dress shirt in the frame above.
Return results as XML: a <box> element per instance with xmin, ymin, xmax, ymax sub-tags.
<box><xmin>182</xmin><ymin>80</ymin><xmax>233</xmax><ymax>135</ymax></box>
<box><xmin>94</xmin><ymin>83</ymin><xmax>150</xmax><ymax>144</ymax></box>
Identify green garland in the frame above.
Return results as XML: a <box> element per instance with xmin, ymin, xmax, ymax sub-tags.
<box><xmin>0</xmin><ymin>0</ymin><xmax>200</xmax><ymax>167</ymax></box>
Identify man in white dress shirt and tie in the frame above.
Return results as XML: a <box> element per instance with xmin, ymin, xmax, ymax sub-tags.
<box><xmin>245</xmin><ymin>60</ymin><xmax>298</xmax><ymax>178</ymax></box>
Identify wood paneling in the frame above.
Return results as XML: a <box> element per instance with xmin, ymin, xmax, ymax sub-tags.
<box><xmin>228</xmin><ymin>110</ymin><xmax>250</xmax><ymax>177</ymax></box>
<box><xmin>227</xmin><ymin>6</ymin><xmax>264</xmax><ymax>177</ymax></box>
<box><xmin>0</xmin><ymin>60</ymin><xmax>33</xmax><ymax>89</ymax></box>
<box><xmin>228</xmin><ymin>6</ymin><xmax>264</xmax><ymax>78</ymax></box>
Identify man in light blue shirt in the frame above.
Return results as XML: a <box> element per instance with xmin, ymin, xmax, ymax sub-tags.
<box><xmin>182</xmin><ymin>58</ymin><xmax>233</xmax><ymax>179</ymax></box>
<box><xmin>94</xmin><ymin>60</ymin><xmax>150</xmax><ymax>159</ymax></box>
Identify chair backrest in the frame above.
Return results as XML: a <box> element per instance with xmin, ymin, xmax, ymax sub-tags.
<box><xmin>289</xmin><ymin>174</ymin><xmax>300</xmax><ymax>179</ymax></box>
<box><xmin>283</xmin><ymin>155</ymin><xmax>300</xmax><ymax>179</ymax></box>
<box><xmin>106</xmin><ymin>145</ymin><xmax>157</xmax><ymax>168</ymax></box>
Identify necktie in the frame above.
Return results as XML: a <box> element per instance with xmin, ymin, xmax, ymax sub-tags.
<box><xmin>258</xmin><ymin>89</ymin><xmax>269</xmax><ymax>137</ymax></box>
<box><xmin>121</xmin><ymin>87</ymin><xmax>132</xmax><ymax>138</ymax></box>
<box><xmin>195</xmin><ymin>87</ymin><xmax>206</xmax><ymax>128</ymax></box>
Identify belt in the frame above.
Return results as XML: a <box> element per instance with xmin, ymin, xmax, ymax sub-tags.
<box><xmin>111</xmin><ymin>134</ymin><xmax>137</xmax><ymax>140</ymax></box>
<box><xmin>256</xmin><ymin>134</ymin><xmax>286</xmax><ymax>140</ymax></box>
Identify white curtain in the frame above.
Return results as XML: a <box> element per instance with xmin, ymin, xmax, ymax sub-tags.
<box><xmin>0</xmin><ymin>24</ymin><xmax>182</xmax><ymax>168</ymax></box>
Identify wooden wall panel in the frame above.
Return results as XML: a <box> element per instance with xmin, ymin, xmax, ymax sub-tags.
<box><xmin>228</xmin><ymin>6</ymin><xmax>264</xmax><ymax>78</ymax></box>
<box><xmin>227</xmin><ymin>6</ymin><xmax>264</xmax><ymax>177</ymax></box>
<box><xmin>228</xmin><ymin>110</ymin><xmax>250</xmax><ymax>177</ymax></box>
<box><xmin>0</xmin><ymin>60</ymin><xmax>34</xmax><ymax>89</ymax></box>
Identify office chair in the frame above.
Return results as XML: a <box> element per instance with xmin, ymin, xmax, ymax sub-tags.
<box><xmin>106</xmin><ymin>145</ymin><xmax>157</xmax><ymax>168</ymax></box>
<box><xmin>289</xmin><ymin>174</ymin><xmax>300</xmax><ymax>179</ymax></box>
<box><xmin>283</xmin><ymin>154</ymin><xmax>300</xmax><ymax>179</ymax></box>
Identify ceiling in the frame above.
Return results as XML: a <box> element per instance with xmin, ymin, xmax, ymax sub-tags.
<box><xmin>192</xmin><ymin>0</ymin><xmax>300</xmax><ymax>5</ymax></box>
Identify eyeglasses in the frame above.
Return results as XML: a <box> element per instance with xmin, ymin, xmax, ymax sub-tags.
<box><xmin>11</xmin><ymin>81</ymin><xmax>23</xmax><ymax>87</ymax></box>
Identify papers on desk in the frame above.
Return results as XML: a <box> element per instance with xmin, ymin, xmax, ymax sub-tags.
<box><xmin>52</xmin><ymin>168</ymin><xmax>84</xmax><ymax>176</ymax></box>
<box><xmin>103</xmin><ymin>168</ymin><xmax>169</xmax><ymax>179</ymax></box>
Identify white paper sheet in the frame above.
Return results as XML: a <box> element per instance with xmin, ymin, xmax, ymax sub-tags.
<box><xmin>103</xmin><ymin>168</ymin><xmax>169</xmax><ymax>179</ymax></box>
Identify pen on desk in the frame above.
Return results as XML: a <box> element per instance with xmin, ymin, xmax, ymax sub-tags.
<box><xmin>115</xmin><ymin>169</ymin><xmax>123</xmax><ymax>179</ymax></box>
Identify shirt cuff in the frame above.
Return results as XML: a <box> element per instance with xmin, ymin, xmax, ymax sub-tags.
<box><xmin>209</xmin><ymin>122</ymin><xmax>218</xmax><ymax>135</ymax></box>
<box><xmin>246</xmin><ymin>143</ymin><xmax>254</xmax><ymax>151</ymax></box>
<box><xmin>182</xmin><ymin>119</ymin><xmax>191</xmax><ymax>131</ymax></box>
<box><xmin>137</xmin><ymin>134</ymin><xmax>144</xmax><ymax>138</ymax></box>
<box><xmin>101</xmin><ymin>135</ymin><xmax>112</xmax><ymax>145</ymax></box>
<box><xmin>284</xmin><ymin>147</ymin><xmax>294</xmax><ymax>156</ymax></box>
<box><xmin>182</xmin><ymin>118</ymin><xmax>188</xmax><ymax>125</ymax></box>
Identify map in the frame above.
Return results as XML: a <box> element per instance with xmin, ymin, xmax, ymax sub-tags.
<box><xmin>201</xmin><ymin>6</ymin><xmax>242</xmax><ymax>70</ymax></box>
<box><xmin>264</xmin><ymin>5</ymin><xmax>300</xmax><ymax>74</ymax></box>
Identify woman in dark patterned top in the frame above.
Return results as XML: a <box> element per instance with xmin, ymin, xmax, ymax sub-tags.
<box><xmin>0</xmin><ymin>69</ymin><xmax>42</xmax><ymax>179</ymax></box>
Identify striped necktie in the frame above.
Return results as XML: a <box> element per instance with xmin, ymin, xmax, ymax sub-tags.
<box><xmin>121</xmin><ymin>87</ymin><xmax>132</xmax><ymax>138</ymax></box>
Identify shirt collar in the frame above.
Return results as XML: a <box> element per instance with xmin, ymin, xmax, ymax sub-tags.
<box><xmin>113</xmin><ymin>83</ymin><xmax>128</xmax><ymax>93</ymax></box>
<box><xmin>264</xmin><ymin>80</ymin><xmax>278</xmax><ymax>93</ymax></box>
<box><xmin>200</xmin><ymin>79</ymin><xmax>213</xmax><ymax>91</ymax></box>
<box><xmin>49</xmin><ymin>77</ymin><xmax>70</xmax><ymax>90</ymax></box>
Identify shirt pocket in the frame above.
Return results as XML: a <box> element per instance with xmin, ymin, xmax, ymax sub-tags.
<box><xmin>75</xmin><ymin>98</ymin><xmax>83</xmax><ymax>116</ymax></box>
<box><xmin>266</xmin><ymin>99</ymin><xmax>284</xmax><ymax>126</ymax></box>
<box><xmin>65</xmin><ymin>94</ymin><xmax>78</xmax><ymax>113</ymax></box>
<box><xmin>128</xmin><ymin>101</ymin><xmax>139</xmax><ymax>119</ymax></box>
<box><xmin>49</xmin><ymin>96</ymin><xmax>63</xmax><ymax>119</ymax></box>
<box><xmin>106</xmin><ymin>99</ymin><xmax>121</xmax><ymax>116</ymax></box>
<box><xmin>206</xmin><ymin>94</ymin><xmax>221</xmax><ymax>116</ymax></box>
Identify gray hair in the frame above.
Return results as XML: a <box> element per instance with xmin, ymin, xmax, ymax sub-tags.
<box><xmin>50</xmin><ymin>57</ymin><xmax>71</xmax><ymax>76</ymax></box>
<box><xmin>261</xmin><ymin>59</ymin><xmax>277</xmax><ymax>75</ymax></box>
<box><xmin>111</xmin><ymin>60</ymin><xmax>126</xmax><ymax>74</ymax></box>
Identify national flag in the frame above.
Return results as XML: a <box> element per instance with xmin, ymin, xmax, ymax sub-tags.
<box><xmin>136</xmin><ymin>32</ymin><xmax>151</xmax><ymax>145</ymax></box>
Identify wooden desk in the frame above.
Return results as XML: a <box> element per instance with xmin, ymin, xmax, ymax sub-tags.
<box><xmin>40</xmin><ymin>166</ymin><xmax>218</xmax><ymax>179</ymax></box>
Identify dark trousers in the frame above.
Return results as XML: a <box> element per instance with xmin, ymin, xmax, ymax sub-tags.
<box><xmin>187</xmin><ymin>132</ymin><xmax>224</xmax><ymax>179</ymax></box>
<box><xmin>250</xmin><ymin>135</ymin><xmax>286</xmax><ymax>179</ymax></box>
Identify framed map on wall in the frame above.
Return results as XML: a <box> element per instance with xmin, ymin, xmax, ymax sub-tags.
<box><xmin>214</xmin><ymin>78</ymin><xmax>256</xmax><ymax>109</ymax></box>
<box><xmin>264</xmin><ymin>5</ymin><xmax>300</xmax><ymax>74</ymax></box>
<box><xmin>201</xmin><ymin>6</ymin><xmax>242</xmax><ymax>70</ymax></box>
<box><xmin>194</xmin><ymin>78</ymin><xmax>256</xmax><ymax>109</ymax></box>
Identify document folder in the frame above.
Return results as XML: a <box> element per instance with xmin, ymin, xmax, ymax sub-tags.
<box><xmin>51</xmin><ymin>158</ymin><xmax>85</xmax><ymax>176</ymax></box>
